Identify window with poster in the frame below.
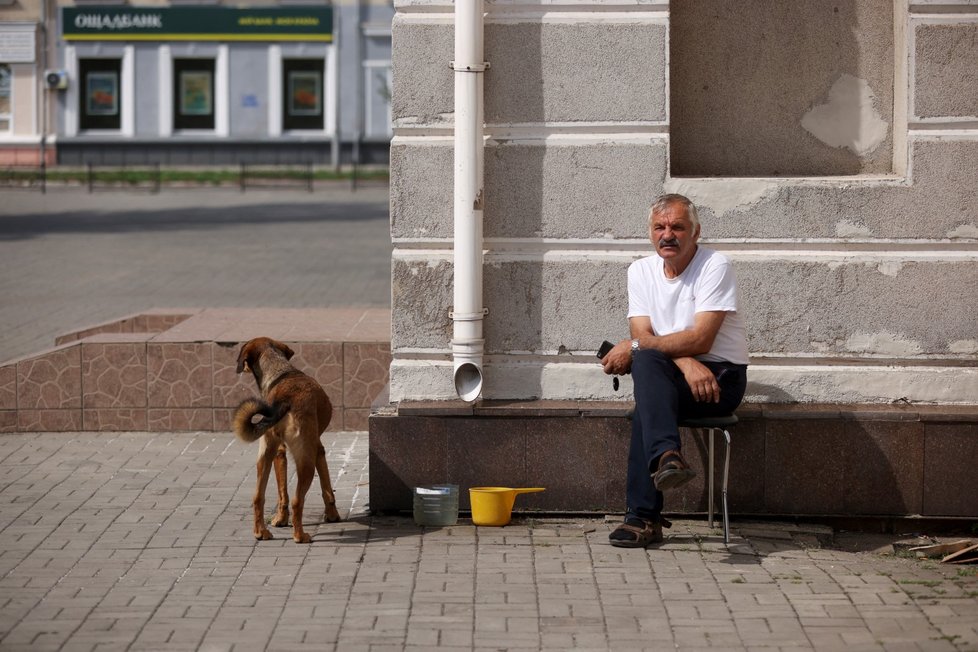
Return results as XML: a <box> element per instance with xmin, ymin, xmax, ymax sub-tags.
<box><xmin>282</xmin><ymin>58</ymin><xmax>323</xmax><ymax>131</ymax></box>
<box><xmin>79</xmin><ymin>59</ymin><xmax>121</xmax><ymax>130</ymax></box>
<box><xmin>0</xmin><ymin>64</ymin><xmax>11</xmax><ymax>132</ymax></box>
<box><xmin>173</xmin><ymin>58</ymin><xmax>215</xmax><ymax>130</ymax></box>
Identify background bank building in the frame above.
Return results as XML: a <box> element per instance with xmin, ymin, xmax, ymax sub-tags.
<box><xmin>1</xmin><ymin>0</ymin><xmax>393</xmax><ymax>166</ymax></box>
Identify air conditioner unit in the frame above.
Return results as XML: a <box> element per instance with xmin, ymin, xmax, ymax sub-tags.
<box><xmin>44</xmin><ymin>70</ymin><xmax>68</xmax><ymax>90</ymax></box>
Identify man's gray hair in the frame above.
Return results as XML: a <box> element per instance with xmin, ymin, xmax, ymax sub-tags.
<box><xmin>649</xmin><ymin>194</ymin><xmax>699</xmax><ymax>229</ymax></box>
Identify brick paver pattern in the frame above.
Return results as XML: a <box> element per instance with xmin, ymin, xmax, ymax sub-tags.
<box><xmin>1</xmin><ymin>431</ymin><xmax>976</xmax><ymax>651</ymax></box>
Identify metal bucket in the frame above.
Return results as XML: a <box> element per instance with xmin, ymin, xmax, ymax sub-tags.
<box><xmin>413</xmin><ymin>485</ymin><xmax>459</xmax><ymax>527</ymax></box>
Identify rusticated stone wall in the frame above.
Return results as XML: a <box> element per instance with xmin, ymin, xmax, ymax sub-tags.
<box><xmin>388</xmin><ymin>0</ymin><xmax>978</xmax><ymax>406</ymax></box>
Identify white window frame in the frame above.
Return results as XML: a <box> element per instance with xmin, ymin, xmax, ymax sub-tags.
<box><xmin>64</xmin><ymin>44</ymin><xmax>134</xmax><ymax>137</ymax></box>
<box><xmin>267</xmin><ymin>45</ymin><xmax>282</xmax><ymax>138</ymax></box>
<box><xmin>0</xmin><ymin>63</ymin><xmax>12</xmax><ymax>134</ymax></box>
<box><xmin>160</xmin><ymin>45</ymin><xmax>229</xmax><ymax>137</ymax></box>
<box><xmin>268</xmin><ymin>44</ymin><xmax>335</xmax><ymax>137</ymax></box>
<box><xmin>158</xmin><ymin>45</ymin><xmax>172</xmax><ymax>137</ymax></box>
<box><xmin>362</xmin><ymin>59</ymin><xmax>392</xmax><ymax>140</ymax></box>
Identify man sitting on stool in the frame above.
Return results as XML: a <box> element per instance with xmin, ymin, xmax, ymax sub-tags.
<box><xmin>600</xmin><ymin>193</ymin><xmax>749</xmax><ymax>548</ymax></box>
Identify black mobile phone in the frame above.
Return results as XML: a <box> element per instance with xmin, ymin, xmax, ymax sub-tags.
<box><xmin>597</xmin><ymin>340</ymin><xmax>615</xmax><ymax>359</ymax></box>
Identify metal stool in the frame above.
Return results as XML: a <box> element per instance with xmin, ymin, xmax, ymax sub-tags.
<box><xmin>680</xmin><ymin>415</ymin><xmax>737</xmax><ymax>544</ymax></box>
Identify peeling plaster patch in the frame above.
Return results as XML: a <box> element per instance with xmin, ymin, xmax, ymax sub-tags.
<box><xmin>836</xmin><ymin>220</ymin><xmax>873</xmax><ymax>237</ymax></box>
<box><xmin>846</xmin><ymin>332</ymin><xmax>923</xmax><ymax>356</ymax></box>
<box><xmin>801</xmin><ymin>74</ymin><xmax>888</xmax><ymax>157</ymax></box>
<box><xmin>949</xmin><ymin>340</ymin><xmax>978</xmax><ymax>354</ymax></box>
<box><xmin>876</xmin><ymin>261</ymin><xmax>902</xmax><ymax>277</ymax></box>
<box><xmin>395</xmin><ymin>112</ymin><xmax>454</xmax><ymax>127</ymax></box>
<box><xmin>663</xmin><ymin>178</ymin><xmax>778</xmax><ymax>215</ymax></box>
<box><xmin>948</xmin><ymin>224</ymin><xmax>978</xmax><ymax>239</ymax></box>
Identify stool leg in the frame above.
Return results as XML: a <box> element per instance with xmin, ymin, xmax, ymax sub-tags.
<box><xmin>707</xmin><ymin>428</ymin><xmax>715</xmax><ymax>530</ymax></box>
<box><xmin>722</xmin><ymin>428</ymin><xmax>731</xmax><ymax>544</ymax></box>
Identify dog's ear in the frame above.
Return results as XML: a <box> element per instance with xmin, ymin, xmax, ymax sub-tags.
<box><xmin>236</xmin><ymin>343</ymin><xmax>253</xmax><ymax>374</ymax></box>
<box><xmin>271</xmin><ymin>339</ymin><xmax>295</xmax><ymax>360</ymax></box>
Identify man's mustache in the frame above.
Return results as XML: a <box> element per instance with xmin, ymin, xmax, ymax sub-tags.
<box><xmin>658</xmin><ymin>238</ymin><xmax>680</xmax><ymax>248</ymax></box>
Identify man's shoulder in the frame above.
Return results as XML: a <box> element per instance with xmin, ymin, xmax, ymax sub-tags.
<box><xmin>632</xmin><ymin>254</ymin><xmax>662</xmax><ymax>268</ymax></box>
<box><xmin>697</xmin><ymin>245</ymin><xmax>728</xmax><ymax>261</ymax></box>
<box><xmin>695</xmin><ymin>246</ymin><xmax>733</xmax><ymax>270</ymax></box>
<box><xmin>628</xmin><ymin>254</ymin><xmax>661</xmax><ymax>273</ymax></box>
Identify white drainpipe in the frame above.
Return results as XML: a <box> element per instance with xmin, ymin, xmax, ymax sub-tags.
<box><xmin>451</xmin><ymin>0</ymin><xmax>487</xmax><ymax>402</ymax></box>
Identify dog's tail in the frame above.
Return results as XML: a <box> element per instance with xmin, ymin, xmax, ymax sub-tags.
<box><xmin>233</xmin><ymin>398</ymin><xmax>291</xmax><ymax>443</ymax></box>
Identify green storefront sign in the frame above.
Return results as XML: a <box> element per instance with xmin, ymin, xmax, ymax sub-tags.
<box><xmin>62</xmin><ymin>6</ymin><xmax>333</xmax><ymax>42</ymax></box>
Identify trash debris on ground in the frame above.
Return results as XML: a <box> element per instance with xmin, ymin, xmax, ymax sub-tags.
<box><xmin>907</xmin><ymin>540</ymin><xmax>978</xmax><ymax>564</ymax></box>
<box><xmin>941</xmin><ymin>542</ymin><xmax>978</xmax><ymax>564</ymax></box>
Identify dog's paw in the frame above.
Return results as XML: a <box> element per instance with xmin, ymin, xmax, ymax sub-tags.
<box><xmin>255</xmin><ymin>528</ymin><xmax>274</xmax><ymax>541</ymax></box>
<box><xmin>293</xmin><ymin>532</ymin><xmax>312</xmax><ymax>544</ymax></box>
<box><xmin>324</xmin><ymin>508</ymin><xmax>342</xmax><ymax>523</ymax></box>
<box><xmin>270</xmin><ymin>512</ymin><xmax>290</xmax><ymax>527</ymax></box>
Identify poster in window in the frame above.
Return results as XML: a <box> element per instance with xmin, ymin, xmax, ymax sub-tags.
<box><xmin>86</xmin><ymin>72</ymin><xmax>119</xmax><ymax>116</ymax></box>
<box><xmin>288</xmin><ymin>72</ymin><xmax>321</xmax><ymax>116</ymax></box>
<box><xmin>180</xmin><ymin>71</ymin><xmax>212</xmax><ymax>116</ymax></box>
<box><xmin>0</xmin><ymin>65</ymin><xmax>11</xmax><ymax>116</ymax></box>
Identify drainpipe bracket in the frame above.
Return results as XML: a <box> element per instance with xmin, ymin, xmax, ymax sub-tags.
<box><xmin>450</xmin><ymin>308</ymin><xmax>489</xmax><ymax>321</ymax></box>
<box><xmin>449</xmin><ymin>61</ymin><xmax>491</xmax><ymax>72</ymax></box>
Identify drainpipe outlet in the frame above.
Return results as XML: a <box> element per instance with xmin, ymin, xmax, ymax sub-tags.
<box><xmin>451</xmin><ymin>309</ymin><xmax>486</xmax><ymax>402</ymax></box>
<box><xmin>452</xmin><ymin>344</ymin><xmax>484</xmax><ymax>403</ymax></box>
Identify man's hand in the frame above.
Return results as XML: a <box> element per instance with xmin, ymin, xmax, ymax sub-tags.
<box><xmin>675</xmin><ymin>357</ymin><xmax>720</xmax><ymax>403</ymax></box>
<box><xmin>601</xmin><ymin>339</ymin><xmax>633</xmax><ymax>376</ymax></box>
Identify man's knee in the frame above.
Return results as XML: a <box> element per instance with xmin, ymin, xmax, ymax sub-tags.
<box><xmin>632</xmin><ymin>347</ymin><xmax>670</xmax><ymax>371</ymax></box>
<box><xmin>631</xmin><ymin>348</ymin><xmax>674</xmax><ymax>386</ymax></box>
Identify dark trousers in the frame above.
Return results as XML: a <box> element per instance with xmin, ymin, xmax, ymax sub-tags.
<box><xmin>626</xmin><ymin>348</ymin><xmax>747</xmax><ymax>522</ymax></box>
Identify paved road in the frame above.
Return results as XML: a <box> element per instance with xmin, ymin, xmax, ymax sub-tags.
<box><xmin>0</xmin><ymin>184</ymin><xmax>391</xmax><ymax>363</ymax></box>
<box><xmin>0</xmin><ymin>430</ymin><xmax>976</xmax><ymax>651</ymax></box>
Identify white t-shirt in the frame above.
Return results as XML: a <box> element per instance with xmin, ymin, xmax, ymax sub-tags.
<box><xmin>627</xmin><ymin>246</ymin><xmax>749</xmax><ymax>365</ymax></box>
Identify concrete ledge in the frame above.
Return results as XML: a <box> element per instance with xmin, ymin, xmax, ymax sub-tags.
<box><xmin>368</xmin><ymin>400</ymin><xmax>978</xmax><ymax>518</ymax></box>
<box><xmin>389</xmin><ymin>399</ymin><xmax>978</xmax><ymax>423</ymax></box>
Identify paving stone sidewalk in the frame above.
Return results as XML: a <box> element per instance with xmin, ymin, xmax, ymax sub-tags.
<box><xmin>1</xmin><ymin>430</ymin><xmax>976</xmax><ymax>651</ymax></box>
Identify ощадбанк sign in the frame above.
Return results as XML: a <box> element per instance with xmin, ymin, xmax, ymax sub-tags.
<box><xmin>62</xmin><ymin>6</ymin><xmax>333</xmax><ymax>41</ymax></box>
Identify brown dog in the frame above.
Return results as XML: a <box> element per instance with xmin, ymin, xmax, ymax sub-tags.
<box><xmin>233</xmin><ymin>337</ymin><xmax>341</xmax><ymax>543</ymax></box>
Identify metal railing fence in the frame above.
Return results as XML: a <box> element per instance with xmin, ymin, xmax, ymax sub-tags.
<box><xmin>0</xmin><ymin>162</ymin><xmax>387</xmax><ymax>193</ymax></box>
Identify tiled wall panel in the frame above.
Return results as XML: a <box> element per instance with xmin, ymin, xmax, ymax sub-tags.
<box><xmin>17</xmin><ymin>348</ymin><xmax>81</xmax><ymax>410</ymax></box>
<box><xmin>0</xmin><ymin>366</ymin><xmax>15</xmax><ymax>410</ymax></box>
<box><xmin>81</xmin><ymin>342</ymin><xmax>147</xmax><ymax>409</ymax></box>
<box><xmin>1</xmin><ymin>337</ymin><xmax>388</xmax><ymax>433</ymax></box>
<box><xmin>148</xmin><ymin>343</ymin><xmax>213</xmax><ymax>409</ymax></box>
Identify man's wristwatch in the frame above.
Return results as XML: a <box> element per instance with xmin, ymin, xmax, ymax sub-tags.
<box><xmin>630</xmin><ymin>339</ymin><xmax>640</xmax><ymax>357</ymax></box>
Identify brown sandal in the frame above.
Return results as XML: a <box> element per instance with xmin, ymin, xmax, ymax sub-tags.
<box><xmin>653</xmin><ymin>450</ymin><xmax>696</xmax><ymax>491</ymax></box>
<box><xmin>609</xmin><ymin>517</ymin><xmax>671</xmax><ymax>548</ymax></box>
